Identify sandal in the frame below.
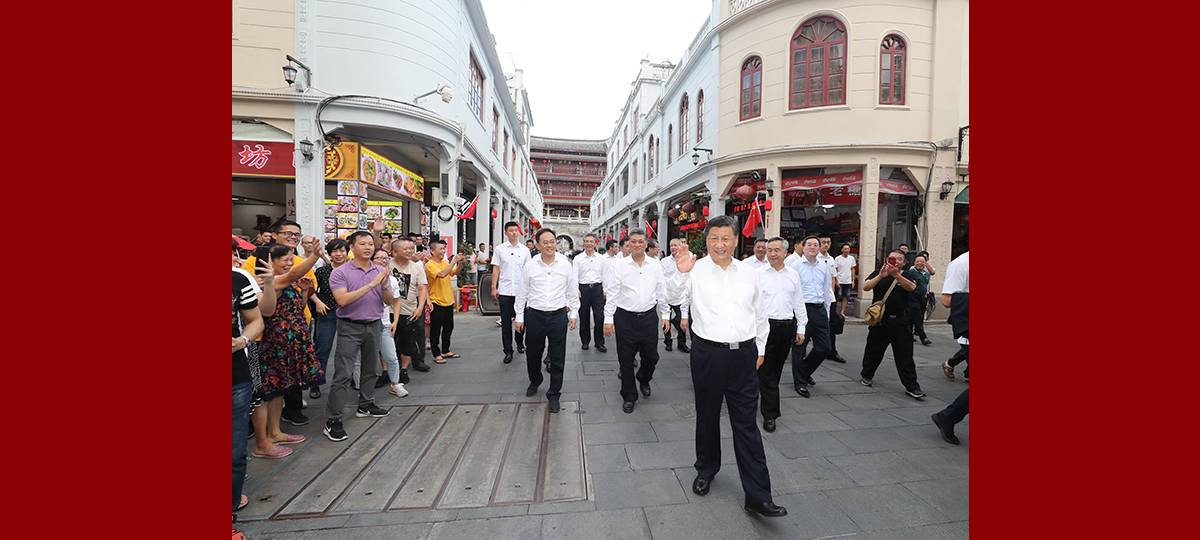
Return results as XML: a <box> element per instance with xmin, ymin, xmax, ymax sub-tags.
<box><xmin>434</xmin><ymin>356</ymin><xmax>447</xmax><ymax>364</ymax></box>
<box><xmin>237</xmin><ymin>495</ymin><xmax>249</xmax><ymax>511</ymax></box>
<box><xmin>942</xmin><ymin>361</ymin><xmax>955</xmax><ymax>380</ymax></box>
<box><xmin>276</xmin><ymin>434</ymin><xmax>306</xmax><ymax>445</ymax></box>
<box><xmin>252</xmin><ymin>445</ymin><xmax>293</xmax><ymax>459</ymax></box>
<box><xmin>443</xmin><ymin>353</ymin><xmax>460</xmax><ymax>359</ymax></box>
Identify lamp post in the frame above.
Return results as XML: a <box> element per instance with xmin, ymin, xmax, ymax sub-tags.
<box><xmin>939</xmin><ymin>180</ymin><xmax>956</xmax><ymax>200</ymax></box>
<box><xmin>691</xmin><ymin>147</ymin><xmax>713</xmax><ymax>166</ymax></box>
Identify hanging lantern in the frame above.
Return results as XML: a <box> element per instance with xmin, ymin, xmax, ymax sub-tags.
<box><xmin>667</xmin><ymin>208</ymin><xmax>681</xmax><ymax>219</ymax></box>
<box><xmin>764</xmin><ymin>200</ymin><xmax>772</xmax><ymax>211</ymax></box>
<box><xmin>681</xmin><ymin>202</ymin><xmax>695</xmax><ymax>213</ymax></box>
<box><xmin>702</xmin><ymin>206</ymin><xmax>709</xmax><ymax>217</ymax></box>
<box><xmin>734</xmin><ymin>185</ymin><xmax>755</xmax><ymax>200</ymax></box>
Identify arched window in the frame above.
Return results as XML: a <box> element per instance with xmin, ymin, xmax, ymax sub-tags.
<box><xmin>679</xmin><ymin>94</ymin><xmax>689</xmax><ymax>156</ymax></box>
<box><xmin>667</xmin><ymin>125</ymin><xmax>673</xmax><ymax>164</ymax></box>
<box><xmin>789</xmin><ymin>16</ymin><xmax>847</xmax><ymax>109</ymax></box>
<box><xmin>696</xmin><ymin>90</ymin><xmax>704</xmax><ymax>141</ymax></box>
<box><xmin>880</xmin><ymin>35</ymin><xmax>905</xmax><ymax>105</ymax></box>
<box><xmin>647</xmin><ymin>136</ymin><xmax>655</xmax><ymax>179</ymax></box>
<box><xmin>740</xmin><ymin>56</ymin><xmax>762</xmax><ymax>120</ymax></box>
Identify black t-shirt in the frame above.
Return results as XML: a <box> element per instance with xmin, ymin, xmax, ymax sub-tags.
<box><xmin>866</xmin><ymin>268</ymin><xmax>917</xmax><ymax>316</ymax></box>
<box><xmin>233</xmin><ymin>270</ymin><xmax>259</xmax><ymax>386</ymax></box>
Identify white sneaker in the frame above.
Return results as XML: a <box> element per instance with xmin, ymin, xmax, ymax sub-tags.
<box><xmin>494</xmin><ymin>318</ymin><xmax>502</xmax><ymax>326</ymax></box>
<box><xmin>391</xmin><ymin>383</ymin><xmax>409</xmax><ymax>397</ymax></box>
<box><xmin>302</xmin><ymin>399</ymin><xmax>308</xmax><ymax>408</ymax></box>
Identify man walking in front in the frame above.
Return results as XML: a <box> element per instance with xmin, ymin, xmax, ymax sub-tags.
<box><xmin>492</xmin><ymin>222</ymin><xmax>530</xmax><ymax>363</ymax></box>
<box><xmin>515</xmin><ymin>228</ymin><xmax>580</xmax><ymax>412</ymax></box>
<box><xmin>756</xmin><ymin>237</ymin><xmax>807</xmax><ymax>432</ymax></box>
<box><xmin>573</xmin><ymin>233</ymin><xmax>606</xmax><ymax>352</ymax></box>
<box><xmin>324</xmin><ymin>231</ymin><xmax>393</xmax><ymax>442</ymax></box>
<box><xmin>603</xmin><ymin>229</ymin><xmax>669</xmax><ymax>414</ymax></box>
<box><xmin>660</xmin><ymin>238</ymin><xmax>691</xmax><ymax>353</ymax></box>
<box><xmin>787</xmin><ymin>236</ymin><xmax>834</xmax><ymax>398</ymax></box>
<box><xmin>668</xmin><ymin>215</ymin><xmax>786</xmax><ymax>517</ymax></box>
<box><xmin>425</xmin><ymin>239</ymin><xmax>463</xmax><ymax>364</ymax></box>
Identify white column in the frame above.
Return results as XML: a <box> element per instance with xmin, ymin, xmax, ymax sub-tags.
<box><xmin>293</xmin><ymin>104</ymin><xmax>323</xmax><ymax>239</ymax></box>
<box><xmin>855</xmin><ymin>158</ymin><xmax>881</xmax><ymax>318</ymax></box>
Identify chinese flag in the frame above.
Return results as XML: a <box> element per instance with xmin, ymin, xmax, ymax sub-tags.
<box><xmin>742</xmin><ymin>200</ymin><xmax>762</xmax><ymax>237</ymax></box>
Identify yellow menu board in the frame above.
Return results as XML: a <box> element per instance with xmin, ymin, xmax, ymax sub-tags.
<box><xmin>360</xmin><ymin>145</ymin><xmax>425</xmax><ymax>203</ymax></box>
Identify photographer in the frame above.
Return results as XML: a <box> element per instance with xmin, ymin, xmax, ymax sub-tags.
<box><xmin>857</xmin><ymin>249</ymin><xmax>927</xmax><ymax>400</ymax></box>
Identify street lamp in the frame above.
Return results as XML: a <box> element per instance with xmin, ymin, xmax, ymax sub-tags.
<box><xmin>282</xmin><ymin>55</ymin><xmax>312</xmax><ymax>91</ymax></box>
<box><xmin>298</xmin><ymin>139</ymin><xmax>315</xmax><ymax>162</ymax></box>
<box><xmin>415</xmin><ymin>84</ymin><xmax>454</xmax><ymax>104</ymax></box>
<box><xmin>939</xmin><ymin>180</ymin><xmax>956</xmax><ymax>200</ymax></box>
<box><xmin>691</xmin><ymin>147</ymin><xmax>713</xmax><ymax>165</ymax></box>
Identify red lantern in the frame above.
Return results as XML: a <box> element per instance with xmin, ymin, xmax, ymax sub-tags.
<box><xmin>681</xmin><ymin>203</ymin><xmax>695</xmax><ymax>213</ymax></box>
<box><xmin>734</xmin><ymin>185</ymin><xmax>755</xmax><ymax>200</ymax></box>
<box><xmin>667</xmin><ymin>208</ymin><xmax>681</xmax><ymax>219</ymax></box>
<box><xmin>490</xmin><ymin>209</ymin><xmax>498</xmax><ymax>218</ymax></box>
<box><xmin>764</xmin><ymin>200</ymin><xmax>772</xmax><ymax>211</ymax></box>
<box><xmin>702</xmin><ymin>206</ymin><xmax>709</xmax><ymax>217</ymax></box>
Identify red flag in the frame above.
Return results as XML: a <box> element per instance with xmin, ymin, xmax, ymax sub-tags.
<box><xmin>742</xmin><ymin>200</ymin><xmax>762</xmax><ymax>237</ymax></box>
<box><xmin>455</xmin><ymin>195</ymin><xmax>479</xmax><ymax>220</ymax></box>
<box><xmin>646</xmin><ymin>220</ymin><xmax>655</xmax><ymax>238</ymax></box>
<box><xmin>619</xmin><ymin>228</ymin><xmax>627</xmax><ymax>240</ymax></box>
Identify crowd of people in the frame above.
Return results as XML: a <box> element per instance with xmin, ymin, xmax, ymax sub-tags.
<box><xmin>231</xmin><ymin>216</ymin><xmax>970</xmax><ymax>532</ymax></box>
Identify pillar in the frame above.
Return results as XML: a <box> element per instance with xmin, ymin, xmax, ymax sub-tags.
<box><xmin>764</xmin><ymin>162</ymin><xmax>781</xmax><ymax>238</ymax></box>
<box><xmin>855</xmin><ymin>157</ymin><xmax>881</xmax><ymax>317</ymax></box>
<box><xmin>293</xmin><ymin>103</ymin><xmax>323</xmax><ymax>241</ymax></box>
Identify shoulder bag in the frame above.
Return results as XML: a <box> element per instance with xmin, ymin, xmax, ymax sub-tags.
<box><xmin>863</xmin><ymin>279</ymin><xmax>898</xmax><ymax>326</ymax></box>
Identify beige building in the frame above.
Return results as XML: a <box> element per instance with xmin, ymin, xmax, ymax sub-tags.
<box><xmin>714</xmin><ymin>0</ymin><xmax>969</xmax><ymax>316</ymax></box>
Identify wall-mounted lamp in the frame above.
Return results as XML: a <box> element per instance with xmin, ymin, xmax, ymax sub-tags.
<box><xmin>939</xmin><ymin>180</ymin><xmax>956</xmax><ymax>200</ymax></box>
<box><xmin>298</xmin><ymin>139</ymin><xmax>315</xmax><ymax>162</ymax></box>
<box><xmin>282</xmin><ymin>55</ymin><xmax>312</xmax><ymax>91</ymax></box>
<box><xmin>415</xmin><ymin>84</ymin><xmax>454</xmax><ymax>104</ymax></box>
<box><xmin>691</xmin><ymin>147</ymin><xmax>713</xmax><ymax>166</ymax></box>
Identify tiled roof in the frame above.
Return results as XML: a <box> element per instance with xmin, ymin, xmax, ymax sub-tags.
<box><xmin>529</xmin><ymin>136</ymin><xmax>608</xmax><ymax>153</ymax></box>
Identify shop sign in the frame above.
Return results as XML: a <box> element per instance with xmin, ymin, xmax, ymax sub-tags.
<box><xmin>679</xmin><ymin>219</ymin><xmax>708</xmax><ymax>231</ymax></box>
<box><xmin>233</xmin><ymin>139</ymin><xmax>362</xmax><ymax>181</ymax></box>
<box><xmin>879</xmin><ymin>178</ymin><xmax>918</xmax><ymax>196</ymax></box>
<box><xmin>360</xmin><ymin>145</ymin><xmax>425</xmax><ymax>204</ymax></box>
<box><xmin>325</xmin><ymin>142</ymin><xmax>360</xmax><ymax>180</ymax></box>
<box><xmin>781</xmin><ymin>171</ymin><xmax>862</xmax><ymax>192</ymax></box>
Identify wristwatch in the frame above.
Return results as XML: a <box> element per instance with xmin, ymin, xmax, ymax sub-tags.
<box><xmin>238</xmin><ymin>335</ymin><xmax>251</xmax><ymax>346</ymax></box>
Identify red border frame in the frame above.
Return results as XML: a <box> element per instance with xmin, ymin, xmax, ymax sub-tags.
<box><xmin>740</xmin><ymin>56</ymin><xmax>763</xmax><ymax>120</ymax></box>
<box><xmin>880</xmin><ymin>35</ymin><xmax>906</xmax><ymax>105</ymax></box>
<box><xmin>789</xmin><ymin>16</ymin><xmax>847</xmax><ymax>110</ymax></box>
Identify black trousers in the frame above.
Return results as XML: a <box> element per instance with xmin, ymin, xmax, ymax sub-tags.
<box><xmin>908</xmin><ymin>295</ymin><xmax>928</xmax><ymax>340</ymax></box>
<box><xmin>281</xmin><ymin>387</ymin><xmax>304</xmax><ymax>420</ymax></box>
<box><xmin>428</xmin><ymin>303</ymin><xmax>455</xmax><ymax>358</ymax></box>
<box><xmin>937</xmin><ymin>388</ymin><xmax>969</xmax><ymax>425</ymax></box>
<box><xmin>860</xmin><ymin>313</ymin><xmax>921</xmax><ymax>392</ymax></box>
<box><xmin>393</xmin><ymin>313</ymin><xmax>423</xmax><ymax>360</ymax></box>
<box><xmin>614</xmin><ymin>308</ymin><xmax>660</xmax><ymax>403</ymax></box>
<box><xmin>827</xmin><ymin>301</ymin><xmax>840</xmax><ymax>359</ymax></box>
<box><xmin>691</xmin><ymin>336</ymin><xmax>772</xmax><ymax>505</ymax></box>
<box><xmin>792</xmin><ymin>304</ymin><xmax>831</xmax><ymax>390</ymax></box>
<box><xmin>498</xmin><ymin>294</ymin><xmax>524</xmax><ymax>354</ymax></box>
<box><xmin>525</xmin><ymin>308</ymin><xmax>568</xmax><ymax>399</ymax></box>
<box><xmin>578</xmin><ymin>284</ymin><xmax>605</xmax><ymax>347</ymax></box>
<box><xmin>663</xmin><ymin>304</ymin><xmax>687</xmax><ymax>347</ymax></box>
<box><xmin>759</xmin><ymin>319</ymin><xmax>797</xmax><ymax>420</ymax></box>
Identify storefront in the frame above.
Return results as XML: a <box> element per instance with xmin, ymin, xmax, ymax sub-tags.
<box><xmin>952</xmin><ymin>185</ymin><xmax>969</xmax><ymax>260</ymax></box>
<box><xmin>665</xmin><ymin>199</ymin><xmax>710</xmax><ymax>255</ymax></box>
<box><xmin>232</xmin><ymin>139</ymin><xmax>425</xmax><ymax>242</ymax></box>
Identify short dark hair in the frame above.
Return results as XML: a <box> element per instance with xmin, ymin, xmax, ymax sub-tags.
<box><xmin>703</xmin><ymin>215</ymin><xmax>738</xmax><ymax>235</ymax></box>
<box><xmin>917</xmin><ymin>250</ymin><xmax>930</xmax><ymax>259</ymax></box>
<box><xmin>584</xmin><ymin>233</ymin><xmax>597</xmax><ymax>241</ymax></box>
<box><xmin>647</xmin><ymin>239</ymin><xmax>658</xmax><ymax>249</ymax></box>
<box><xmin>429</xmin><ymin>238</ymin><xmax>447</xmax><ymax>249</ymax></box>
<box><xmin>526</xmin><ymin>239</ymin><xmax>535</xmax><ymax>245</ymax></box>
<box><xmin>272</xmin><ymin>220</ymin><xmax>301</xmax><ymax>233</ymax></box>
<box><xmin>628</xmin><ymin>228</ymin><xmax>646</xmax><ymax>239</ymax></box>
<box><xmin>898</xmin><ymin>243</ymin><xmax>909</xmax><ymax>249</ymax></box>
<box><xmin>619</xmin><ymin>236</ymin><xmax>630</xmax><ymax>246</ymax></box>
<box><xmin>605</xmin><ymin>239</ymin><xmax>618</xmax><ymax>249</ymax></box>
<box><xmin>325</xmin><ymin>238</ymin><xmax>350</xmax><ymax>254</ymax></box>
<box><xmin>535</xmin><ymin>228</ymin><xmax>556</xmax><ymax>242</ymax></box>
<box><xmin>407</xmin><ymin>232</ymin><xmax>421</xmax><ymax>239</ymax></box>
<box><xmin>840</xmin><ymin>243</ymin><xmax>852</xmax><ymax>250</ymax></box>
<box><xmin>801</xmin><ymin>235</ymin><xmax>820</xmax><ymax>247</ymax></box>
<box><xmin>268</xmin><ymin>242</ymin><xmax>292</xmax><ymax>260</ymax></box>
<box><xmin>347</xmin><ymin>231</ymin><xmax>373</xmax><ymax>246</ymax></box>
<box><xmin>504</xmin><ymin>221</ymin><xmax>520</xmax><ymax>231</ymax></box>
<box><xmin>754</xmin><ymin>238</ymin><xmax>768</xmax><ymax>246</ymax></box>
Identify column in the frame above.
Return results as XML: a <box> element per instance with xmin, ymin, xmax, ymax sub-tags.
<box><xmin>475</xmin><ymin>181</ymin><xmax>490</xmax><ymax>257</ymax></box>
<box><xmin>765</xmin><ymin>162</ymin><xmax>781</xmax><ymax>238</ymax></box>
<box><xmin>923</xmin><ymin>150</ymin><xmax>959</xmax><ymax>318</ymax></box>
<box><xmin>855</xmin><ymin>157</ymin><xmax>881</xmax><ymax>318</ymax></box>
<box><xmin>656</xmin><ymin>199</ymin><xmax>668</xmax><ymax>248</ymax></box>
<box><xmin>293</xmin><ymin>103</ymin><xmax>323</xmax><ymax>241</ymax></box>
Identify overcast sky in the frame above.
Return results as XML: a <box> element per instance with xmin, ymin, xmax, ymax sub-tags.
<box><xmin>479</xmin><ymin>0</ymin><xmax>712</xmax><ymax>141</ymax></box>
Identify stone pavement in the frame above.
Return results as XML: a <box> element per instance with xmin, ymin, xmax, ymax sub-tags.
<box><xmin>237</xmin><ymin>311</ymin><xmax>968</xmax><ymax>539</ymax></box>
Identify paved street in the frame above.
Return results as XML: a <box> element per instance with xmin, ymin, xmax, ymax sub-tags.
<box><xmin>238</xmin><ymin>311</ymin><xmax>968</xmax><ymax>539</ymax></box>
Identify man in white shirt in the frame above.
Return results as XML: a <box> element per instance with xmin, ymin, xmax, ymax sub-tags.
<box><xmin>786</xmin><ymin>235</ymin><xmax>835</xmax><ymax>398</ymax></box>
<box><xmin>932</xmin><ymin>251</ymin><xmax>969</xmax><ymax>444</ymax></box>
<box><xmin>600</xmin><ymin>238</ymin><xmax>619</xmax><ymax>303</ymax></box>
<box><xmin>783</xmin><ymin>236</ymin><xmax>804</xmax><ymax>268</ymax></box>
<box><xmin>491</xmin><ymin>221</ymin><xmax>530</xmax><ymax>363</ymax></box>
<box><xmin>668</xmin><ymin>215</ymin><xmax>785</xmax><ymax>518</ymax></box>
<box><xmin>756</xmin><ymin>237</ymin><xmax>808</xmax><ymax>433</ymax></box>
<box><xmin>386</xmin><ymin>239</ymin><xmax>429</xmax><ymax>399</ymax></box>
<box><xmin>603</xmin><ymin>229</ymin><xmax>670</xmax><ymax>414</ymax></box>
<box><xmin>818</xmin><ymin>235</ymin><xmax>847</xmax><ymax>364</ymax></box>
<box><xmin>660</xmin><ymin>238</ymin><xmax>691</xmax><ymax>353</ymax></box>
<box><xmin>940</xmin><ymin>251</ymin><xmax>970</xmax><ymax>382</ymax></box>
<box><xmin>743</xmin><ymin>239</ymin><xmax>769</xmax><ymax>270</ymax></box>
<box><xmin>515</xmin><ymin>228</ymin><xmax>580</xmax><ymax>413</ymax></box>
<box><xmin>646</xmin><ymin>239</ymin><xmax>661</xmax><ymax>259</ymax></box>
<box><xmin>573</xmin><ymin>233</ymin><xmax>607</xmax><ymax>352</ymax></box>
<box><xmin>833</xmin><ymin>243</ymin><xmax>856</xmax><ymax>317</ymax></box>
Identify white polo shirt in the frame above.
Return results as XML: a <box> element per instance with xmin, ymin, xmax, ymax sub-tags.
<box><xmin>493</xmin><ymin>241</ymin><xmax>531</xmax><ymax>297</ymax></box>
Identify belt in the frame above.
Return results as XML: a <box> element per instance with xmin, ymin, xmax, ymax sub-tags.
<box><xmin>805</xmin><ymin>302</ymin><xmax>824</xmax><ymax>307</ymax></box>
<box><xmin>768</xmin><ymin>318</ymin><xmax>796</xmax><ymax>324</ymax></box>
<box><xmin>617</xmin><ymin>307</ymin><xmax>656</xmax><ymax>317</ymax></box>
<box><xmin>339</xmin><ymin>317</ymin><xmax>378</xmax><ymax>325</ymax></box>
<box><xmin>580</xmin><ymin>282</ymin><xmax>602</xmax><ymax>287</ymax></box>
<box><xmin>694</xmin><ymin>335</ymin><xmax>756</xmax><ymax>350</ymax></box>
<box><xmin>529</xmin><ymin>307</ymin><xmax>568</xmax><ymax>315</ymax></box>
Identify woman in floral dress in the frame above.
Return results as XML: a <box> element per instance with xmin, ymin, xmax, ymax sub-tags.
<box><xmin>251</xmin><ymin>243</ymin><xmax>323</xmax><ymax>458</ymax></box>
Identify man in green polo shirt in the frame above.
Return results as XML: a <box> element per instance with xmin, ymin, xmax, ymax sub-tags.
<box><xmin>908</xmin><ymin>255</ymin><xmax>932</xmax><ymax>346</ymax></box>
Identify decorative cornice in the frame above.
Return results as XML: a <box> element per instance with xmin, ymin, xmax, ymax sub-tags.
<box><xmin>714</xmin><ymin>142</ymin><xmax>935</xmax><ymax>166</ymax></box>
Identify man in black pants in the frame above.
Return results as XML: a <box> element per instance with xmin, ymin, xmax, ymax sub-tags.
<box><xmin>491</xmin><ymin>222</ymin><xmax>530</xmax><ymax>363</ymax></box>
<box><xmin>858</xmin><ymin>249</ymin><xmax>926</xmax><ymax>399</ymax></box>
<box><xmin>660</xmin><ymin>238</ymin><xmax>691</xmax><ymax>353</ymax></box>
<box><xmin>756</xmin><ymin>237</ymin><xmax>807</xmax><ymax>432</ymax></box>
<box><xmin>818</xmin><ymin>235</ymin><xmax>847</xmax><ymax>363</ymax></box>
<box><xmin>572</xmin><ymin>233</ymin><xmax>605</xmax><ymax>352</ymax></box>
<box><xmin>515</xmin><ymin>228</ymin><xmax>580</xmax><ymax>412</ymax></box>
<box><xmin>668</xmin><ymin>215</ymin><xmax>786</xmax><ymax>518</ymax></box>
<box><xmin>603</xmin><ymin>229</ymin><xmax>669</xmax><ymax>414</ymax></box>
<box><xmin>787</xmin><ymin>236</ymin><xmax>834</xmax><ymax>398</ymax></box>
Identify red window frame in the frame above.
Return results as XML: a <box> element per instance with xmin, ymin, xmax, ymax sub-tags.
<box><xmin>789</xmin><ymin>17</ymin><xmax>847</xmax><ymax>110</ymax></box>
<box><xmin>647</xmin><ymin>136</ymin><xmax>654</xmax><ymax>179</ymax></box>
<box><xmin>503</xmin><ymin>130</ymin><xmax>509</xmax><ymax>170</ymax></box>
<box><xmin>879</xmin><ymin>35</ymin><xmax>906</xmax><ymax>105</ymax></box>
<box><xmin>696</xmin><ymin>90</ymin><xmax>704</xmax><ymax>141</ymax></box>
<box><xmin>667</xmin><ymin>125</ymin><xmax>673</xmax><ymax>164</ymax></box>
<box><xmin>468</xmin><ymin>55</ymin><xmax>484</xmax><ymax>120</ymax></box>
<box><xmin>492</xmin><ymin>108</ymin><xmax>499</xmax><ymax>152</ymax></box>
<box><xmin>740</xmin><ymin>56</ymin><xmax>762</xmax><ymax>120</ymax></box>
<box><xmin>679</xmin><ymin>94</ymin><xmax>689</xmax><ymax>156</ymax></box>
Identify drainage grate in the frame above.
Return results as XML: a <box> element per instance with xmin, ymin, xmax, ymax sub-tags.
<box><xmin>238</xmin><ymin>402</ymin><xmax>587</xmax><ymax>521</ymax></box>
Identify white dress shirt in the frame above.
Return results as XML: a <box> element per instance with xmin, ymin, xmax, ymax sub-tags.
<box><xmin>515</xmin><ymin>252</ymin><xmax>580</xmax><ymax>322</ymax></box>
<box><xmin>573</xmin><ymin>251</ymin><xmax>605</xmax><ymax>285</ymax></box>
<box><xmin>744</xmin><ymin>255</ymin><xmax>770</xmax><ymax>270</ymax></box>
<box><xmin>756</xmin><ymin>264</ymin><xmax>809</xmax><ymax>328</ymax></box>
<box><xmin>493</xmin><ymin>241</ymin><xmax>531</xmax><ymax>296</ymax></box>
<box><xmin>667</xmin><ymin>257</ymin><xmax>769</xmax><ymax>353</ymax></box>
<box><xmin>659</xmin><ymin>255</ymin><xmax>691</xmax><ymax>318</ymax></box>
<box><xmin>783</xmin><ymin>252</ymin><xmax>802</xmax><ymax>268</ymax></box>
<box><xmin>786</xmin><ymin>255</ymin><xmax>835</xmax><ymax>310</ymax></box>
<box><xmin>603</xmin><ymin>254</ymin><xmax>670</xmax><ymax>324</ymax></box>
<box><xmin>941</xmin><ymin>251</ymin><xmax>969</xmax><ymax>345</ymax></box>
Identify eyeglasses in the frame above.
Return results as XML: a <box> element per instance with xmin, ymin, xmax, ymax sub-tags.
<box><xmin>276</xmin><ymin>231</ymin><xmax>302</xmax><ymax>238</ymax></box>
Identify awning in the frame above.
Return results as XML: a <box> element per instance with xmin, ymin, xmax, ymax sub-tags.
<box><xmin>232</xmin><ymin>121</ymin><xmax>293</xmax><ymax>142</ymax></box>
<box><xmin>955</xmin><ymin>185</ymin><xmax>969</xmax><ymax>204</ymax></box>
<box><xmin>733</xmin><ymin>170</ymin><xmax>918</xmax><ymax>197</ymax></box>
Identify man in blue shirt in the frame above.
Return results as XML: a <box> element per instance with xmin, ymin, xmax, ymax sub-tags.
<box><xmin>786</xmin><ymin>235</ymin><xmax>834</xmax><ymax>398</ymax></box>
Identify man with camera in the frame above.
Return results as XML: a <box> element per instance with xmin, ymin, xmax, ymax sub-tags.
<box><xmin>858</xmin><ymin>249</ymin><xmax>926</xmax><ymax>399</ymax></box>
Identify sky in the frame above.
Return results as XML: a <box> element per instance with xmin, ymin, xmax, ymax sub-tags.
<box><xmin>479</xmin><ymin>0</ymin><xmax>713</xmax><ymax>141</ymax></box>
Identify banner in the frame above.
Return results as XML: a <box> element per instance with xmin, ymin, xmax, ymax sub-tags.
<box><xmin>360</xmin><ymin>145</ymin><xmax>425</xmax><ymax>204</ymax></box>
<box><xmin>233</xmin><ymin>140</ymin><xmax>361</xmax><ymax>181</ymax></box>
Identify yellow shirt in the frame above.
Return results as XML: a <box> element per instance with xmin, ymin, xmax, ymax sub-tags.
<box><xmin>241</xmin><ymin>255</ymin><xmax>317</xmax><ymax>324</ymax></box>
<box><xmin>425</xmin><ymin>258</ymin><xmax>455</xmax><ymax>307</ymax></box>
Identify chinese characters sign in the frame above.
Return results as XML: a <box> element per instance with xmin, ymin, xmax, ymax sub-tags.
<box><xmin>232</xmin><ymin>139</ymin><xmax>361</xmax><ymax>180</ymax></box>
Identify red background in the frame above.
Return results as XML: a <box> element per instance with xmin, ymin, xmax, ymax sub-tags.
<box><xmin>7</xmin><ymin>1</ymin><xmax>1194</xmax><ymax>538</ymax></box>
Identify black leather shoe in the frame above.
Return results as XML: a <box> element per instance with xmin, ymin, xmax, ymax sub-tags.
<box><xmin>803</xmin><ymin>375</ymin><xmax>816</xmax><ymax>386</ymax></box>
<box><xmin>664</xmin><ymin>341</ymin><xmax>673</xmax><ymax>351</ymax></box>
<box><xmin>526</xmin><ymin>384</ymin><xmax>539</xmax><ymax>397</ymax></box>
<box><xmin>640</xmin><ymin>382</ymin><xmax>652</xmax><ymax>397</ymax></box>
<box><xmin>828</xmin><ymin>353</ymin><xmax>847</xmax><ymax>363</ymax></box>
<box><xmin>678</xmin><ymin>343</ymin><xmax>690</xmax><ymax>353</ymax></box>
<box><xmin>595</xmin><ymin>345</ymin><xmax>608</xmax><ymax>353</ymax></box>
<box><xmin>744</xmin><ymin>501</ymin><xmax>788</xmax><ymax>517</ymax></box>
<box><xmin>622</xmin><ymin>401</ymin><xmax>635</xmax><ymax>413</ymax></box>
<box><xmin>309</xmin><ymin>387</ymin><xmax>322</xmax><ymax>399</ymax></box>
<box><xmin>921</xmin><ymin>337</ymin><xmax>932</xmax><ymax>346</ymax></box>
<box><xmin>692</xmin><ymin>476</ymin><xmax>712</xmax><ymax>496</ymax></box>
<box><xmin>581</xmin><ymin>343</ymin><xmax>589</xmax><ymax>350</ymax></box>
<box><xmin>413</xmin><ymin>361</ymin><xmax>431</xmax><ymax>372</ymax></box>
<box><xmin>797</xmin><ymin>386</ymin><xmax>810</xmax><ymax>398</ymax></box>
<box><xmin>548</xmin><ymin>399</ymin><xmax>561</xmax><ymax>413</ymax></box>
<box><xmin>516</xmin><ymin>344</ymin><xmax>525</xmax><ymax>354</ymax></box>
<box><xmin>763</xmin><ymin>418</ymin><xmax>776</xmax><ymax>432</ymax></box>
<box><xmin>503</xmin><ymin>353</ymin><xmax>513</xmax><ymax>364</ymax></box>
<box><xmin>931</xmin><ymin>412</ymin><xmax>960</xmax><ymax>445</ymax></box>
